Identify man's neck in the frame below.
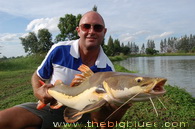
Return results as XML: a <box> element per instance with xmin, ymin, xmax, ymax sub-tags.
<box><xmin>79</xmin><ymin>46</ymin><xmax>100</xmax><ymax>67</ymax></box>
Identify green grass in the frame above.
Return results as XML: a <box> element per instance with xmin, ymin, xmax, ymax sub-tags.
<box><xmin>0</xmin><ymin>55</ymin><xmax>45</xmax><ymax>109</ymax></box>
<box><xmin>0</xmin><ymin>55</ymin><xmax>195</xmax><ymax>128</ymax></box>
<box><xmin>120</xmin><ymin>85</ymin><xmax>195</xmax><ymax>128</ymax></box>
<box><xmin>109</xmin><ymin>55</ymin><xmax>129</xmax><ymax>62</ymax></box>
<box><xmin>114</xmin><ymin>64</ymin><xmax>136</xmax><ymax>73</ymax></box>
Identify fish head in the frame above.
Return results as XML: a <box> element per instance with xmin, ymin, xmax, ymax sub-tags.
<box><xmin>102</xmin><ymin>73</ymin><xmax>167</xmax><ymax>102</ymax></box>
<box><xmin>130</xmin><ymin>76</ymin><xmax>167</xmax><ymax>101</ymax></box>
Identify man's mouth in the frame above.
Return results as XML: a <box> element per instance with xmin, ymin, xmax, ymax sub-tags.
<box><xmin>87</xmin><ymin>36</ymin><xmax>97</xmax><ymax>39</ymax></box>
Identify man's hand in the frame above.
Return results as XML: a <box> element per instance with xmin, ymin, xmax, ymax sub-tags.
<box><xmin>34</xmin><ymin>83</ymin><xmax>54</xmax><ymax>104</ymax></box>
<box><xmin>31</xmin><ymin>71</ymin><xmax>55</xmax><ymax>105</ymax></box>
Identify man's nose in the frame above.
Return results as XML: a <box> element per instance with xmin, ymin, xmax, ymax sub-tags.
<box><xmin>88</xmin><ymin>26</ymin><xmax>95</xmax><ymax>33</ymax></box>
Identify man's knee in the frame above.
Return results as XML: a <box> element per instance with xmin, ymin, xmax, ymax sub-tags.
<box><xmin>0</xmin><ymin>107</ymin><xmax>42</xmax><ymax>129</ymax></box>
<box><xmin>0</xmin><ymin>109</ymin><xmax>13</xmax><ymax>129</ymax></box>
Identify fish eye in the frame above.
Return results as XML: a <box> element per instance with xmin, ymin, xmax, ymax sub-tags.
<box><xmin>135</xmin><ymin>77</ymin><xmax>143</xmax><ymax>83</ymax></box>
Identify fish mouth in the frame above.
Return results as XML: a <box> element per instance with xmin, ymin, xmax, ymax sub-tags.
<box><xmin>131</xmin><ymin>78</ymin><xmax>167</xmax><ymax>101</ymax></box>
<box><xmin>149</xmin><ymin>78</ymin><xmax>167</xmax><ymax>95</ymax></box>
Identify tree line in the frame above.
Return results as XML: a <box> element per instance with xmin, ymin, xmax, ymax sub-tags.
<box><xmin>20</xmin><ymin>12</ymin><xmax>195</xmax><ymax>56</ymax></box>
<box><xmin>160</xmin><ymin>34</ymin><xmax>195</xmax><ymax>53</ymax></box>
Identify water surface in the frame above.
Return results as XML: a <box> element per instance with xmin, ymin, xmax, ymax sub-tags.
<box><xmin>118</xmin><ymin>56</ymin><xmax>195</xmax><ymax>97</ymax></box>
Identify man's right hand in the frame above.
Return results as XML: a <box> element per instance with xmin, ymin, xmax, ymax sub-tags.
<box><xmin>31</xmin><ymin>71</ymin><xmax>55</xmax><ymax>107</ymax></box>
<box><xmin>34</xmin><ymin>83</ymin><xmax>54</xmax><ymax>104</ymax></box>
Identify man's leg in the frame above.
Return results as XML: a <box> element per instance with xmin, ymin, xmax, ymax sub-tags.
<box><xmin>0</xmin><ymin>106</ymin><xmax>42</xmax><ymax>129</ymax></box>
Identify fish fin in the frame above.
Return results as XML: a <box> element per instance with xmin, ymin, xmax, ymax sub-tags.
<box><xmin>64</xmin><ymin>100</ymin><xmax>106</xmax><ymax>123</ymax></box>
<box><xmin>50</xmin><ymin>101</ymin><xmax>63</xmax><ymax>109</ymax></box>
<box><xmin>70</xmin><ymin>64</ymin><xmax>94</xmax><ymax>87</ymax></box>
<box><xmin>70</xmin><ymin>75</ymin><xmax>84</xmax><ymax>87</ymax></box>
<box><xmin>72</xmin><ymin>99</ymin><xmax>107</xmax><ymax>118</ymax></box>
<box><xmin>54</xmin><ymin>80</ymin><xmax>63</xmax><ymax>86</ymax></box>
<box><xmin>64</xmin><ymin>107</ymin><xmax>83</xmax><ymax>123</ymax></box>
<box><xmin>78</xmin><ymin>64</ymin><xmax>94</xmax><ymax>77</ymax></box>
<box><xmin>36</xmin><ymin>101</ymin><xmax>47</xmax><ymax>110</ymax></box>
<box><xmin>39</xmin><ymin>80</ymin><xmax>45</xmax><ymax>85</ymax></box>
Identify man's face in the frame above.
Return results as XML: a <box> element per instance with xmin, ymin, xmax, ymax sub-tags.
<box><xmin>76</xmin><ymin>12</ymin><xmax>107</xmax><ymax>50</ymax></box>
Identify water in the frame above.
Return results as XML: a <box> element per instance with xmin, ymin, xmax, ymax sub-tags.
<box><xmin>118</xmin><ymin>56</ymin><xmax>195</xmax><ymax>97</ymax></box>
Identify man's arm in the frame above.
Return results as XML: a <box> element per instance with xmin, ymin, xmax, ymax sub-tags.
<box><xmin>31</xmin><ymin>71</ymin><xmax>54</xmax><ymax>104</ymax></box>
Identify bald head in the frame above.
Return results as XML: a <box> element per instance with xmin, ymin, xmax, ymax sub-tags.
<box><xmin>79</xmin><ymin>11</ymin><xmax>105</xmax><ymax>26</ymax></box>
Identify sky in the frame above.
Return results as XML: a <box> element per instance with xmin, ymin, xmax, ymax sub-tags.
<box><xmin>0</xmin><ymin>0</ymin><xmax>195</xmax><ymax>57</ymax></box>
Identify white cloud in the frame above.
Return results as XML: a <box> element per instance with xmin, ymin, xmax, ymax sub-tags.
<box><xmin>146</xmin><ymin>32</ymin><xmax>174</xmax><ymax>40</ymax></box>
<box><xmin>0</xmin><ymin>33</ymin><xmax>16</xmax><ymax>42</ymax></box>
<box><xmin>0</xmin><ymin>33</ymin><xmax>26</xmax><ymax>57</ymax></box>
<box><xmin>133</xmin><ymin>30</ymin><xmax>150</xmax><ymax>36</ymax></box>
<box><xmin>119</xmin><ymin>30</ymin><xmax>150</xmax><ymax>43</ymax></box>
<box><xmin>119</xmin><ymin>33</ymin><xmax>135</xmax><ymax>43</ymax></box>
<box><xmin>26</xmin><ymin>17</ymin><xmax>60</xmax><ymax>33</ymax></box>
<box><xmin>0</xmin><ymin>33</ymin><xmax>22</xmax><ymax>42</ymax></box>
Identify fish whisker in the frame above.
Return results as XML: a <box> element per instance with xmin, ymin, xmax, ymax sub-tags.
<box><xmin>104</xmin><ymin>92</ymin><xmax>141</xmax><ymax>122</ymax></box>
<box><xmin>149</xmin><ymin>97</ymin><xmax>158</xmax><ymax>117</ymax></box>
<box><xmin>157</xmin><ymin>97</ymin><xmax>167</xmax><ymax>109</ymax></box>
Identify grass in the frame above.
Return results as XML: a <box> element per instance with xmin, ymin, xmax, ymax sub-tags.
<box><xmin>120</xmin><ymin>85</ymin><xmax>195</xmax><ymax>128</ymax></box>
<box><xmin>113</xmin><ymin>64</ymin><xmax>136</xmax><ymax>73</ymax></box>
<box><xmin>0</xmin><ymin>55</ymin><xmax>45</xmax><ymax>109</ymax></box>
<box><xmin>0</xmin><ymin>55</ymin><xmax>195</xmax><ymax>128</ymax></box>
<box><xmin>109</xmin><ymin>55</ymin><xmax>129</xmax><ymax>62</ymax></box>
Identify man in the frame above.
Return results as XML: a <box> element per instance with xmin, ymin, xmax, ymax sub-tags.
<box><xmin>0</xmin><ymin>11</ymin><xmax>130</xmax><ymax>129</ymax></box>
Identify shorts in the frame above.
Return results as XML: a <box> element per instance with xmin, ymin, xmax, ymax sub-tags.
<box><xmin>16</xmin><ymin>102</ymin><xmax>91</xmax><ymax>129</ymax></box>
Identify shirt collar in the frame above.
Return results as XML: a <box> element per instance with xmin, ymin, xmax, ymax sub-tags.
<box><xmin>70</xmin><ymin>39</ymin><xmax>107</xmax><ymax>68</ymax></box>
<box><xmin>95</xmin><ymin>47</ymin><xmax>107</xmax><ymax>68</ymax></box>
<box><xmin>70</xmin><ymin>39</ymin><xmax>80</xmax><ymax>59</ymax></box>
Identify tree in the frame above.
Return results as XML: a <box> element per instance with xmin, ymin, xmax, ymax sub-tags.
<box><xmin>147</xmin><ymin>40</ymin><xmax>155</xmax><ymax>49</ymax></box>
<box><xmin>37</xmin><ymin>29</ymin><xmax>53</xmax><ymax>53</ymax></box>
<box><xmin>160</xmin><ymin>40</ymin><xmax>164</xmax><ymax>53</ymax></box>
<box><xmin>179</xmin><ymin>35</ymin><xmax>189</xmax><ymax>53</ymax></box>
<box><xmin>0</xmin><ymin>46</ymin><xmax>2</xmax><ymax>55</ymax></box>
<box><xmin>146</xmin><ymin>48</ymin><xmax>159</xmax><ymax>55</ymax></box>
<box><xmin>121</xmin><ymin>46</ymin><xmax>130</xmax><ymax>55</ymax></box>
<box><xmin>113</xmin><ymin>39</ymin><xmax>121</xmax><ymax>54</ymax></box>
<box><xmin>107</xmin><ymin>36</ymin><xmax>114</xmax><ymax>56</ymax></box>
<box><xmin>140</xmin><ymin>43</ymin><xmax>145</xmax><ymax>54</ymax></box>
<box><xmin>92</xmin><ymin>5</ymin><xmax>98</xmax><ymax>12</ymax></box>
<box><xmin>146</xmin><ymin>40</ymin><xmax>158</xmax><ymax>55</ymax></box>
<box><xmin>20</xmin><ymin>29</ymin><xmax>53</xmax><ymax>54</ymax></box>
<box><xmin>20</xmin><ymin>32</ymin><xmax>38</xmax><ymax>54</ymax></box>
<box><xmin>55</xmin><ymin>14</ymin><xmax>81</xmax><ymax>42</ymax></box>
<box><xmin>130</xmin><ymin>42</ymin><xmax>139</xmax><ymax>54</ymax></box>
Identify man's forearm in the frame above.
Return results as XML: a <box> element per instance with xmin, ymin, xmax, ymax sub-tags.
<box><xmin>31</xmin><ymin>71</ymin><xmax>43</xmax><ymax>95</ymax></box>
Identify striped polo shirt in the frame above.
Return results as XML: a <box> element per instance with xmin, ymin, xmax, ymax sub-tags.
<box><xmin>37</xmin><ymin>39</ymin><xmax>115</xmax><ymax>85</ymax></box>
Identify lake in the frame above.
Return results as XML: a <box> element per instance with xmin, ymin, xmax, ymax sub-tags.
<box><xmin>117</xmin><ymin>56</ymin><xmax>195</xmax><ymax>97</ymax></box>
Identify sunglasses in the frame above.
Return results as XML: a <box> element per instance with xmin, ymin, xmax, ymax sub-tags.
<box><xmin>80</xmin><ymin>24</ymin><xmax>104</xmax><ymax>32</ymax></box>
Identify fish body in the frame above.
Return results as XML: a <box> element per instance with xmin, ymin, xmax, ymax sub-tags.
<box><xmin>46</xmin><ymin>65</ymin><xmax>167</xmax><ymax>123</ymax></box>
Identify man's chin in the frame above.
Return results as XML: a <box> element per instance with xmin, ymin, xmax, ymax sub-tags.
<box><xmin>85</xmin><ymin>43</ymin><xmax>100</xmax><ymax>50</ymax></box>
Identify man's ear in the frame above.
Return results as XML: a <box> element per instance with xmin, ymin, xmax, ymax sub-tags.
<box><xmin>76</xmin><ymin>27</ymin><xmax>80</xmax><ymax>37</ymax></box>
<box><xmin>103</xmin><ymin>28</ymin><xmax>107</xmax><ymax>35</ymax></box>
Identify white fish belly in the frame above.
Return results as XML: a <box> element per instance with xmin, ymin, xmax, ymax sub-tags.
<box><xmin>48</xmin><ymin>87</ymin><xmax>100</xmax><ymax>110</ymax></box>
